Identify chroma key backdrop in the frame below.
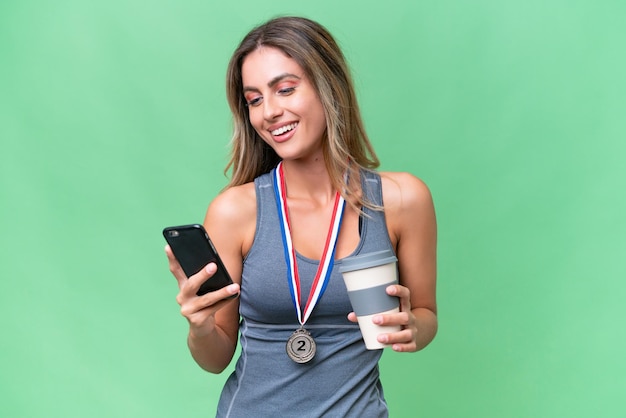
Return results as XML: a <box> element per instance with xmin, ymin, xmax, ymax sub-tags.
<box><xmin>1</xmin><ymin>0</ymin><xmax>625</xmax><ymax>417</ymax></box>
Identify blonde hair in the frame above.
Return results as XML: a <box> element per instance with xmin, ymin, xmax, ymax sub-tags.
<box><xmin>225</xmin><ymin>16</ymin><xmax>380</xmax><ymax>210</ymax></box>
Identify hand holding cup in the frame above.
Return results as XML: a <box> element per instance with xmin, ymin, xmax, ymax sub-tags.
<box><xmin>340</xmin><ymin>250</ymin><xmax>402</xmax><ymax>350</ymax></box>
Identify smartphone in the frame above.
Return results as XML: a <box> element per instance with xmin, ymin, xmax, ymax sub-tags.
<box><xmin>163</xmin><ymin>224</ymin><xmax>234</xmax><ymax>297</ymax></box>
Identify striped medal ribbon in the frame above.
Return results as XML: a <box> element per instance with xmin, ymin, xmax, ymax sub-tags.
<box><xmin>272</xmin><ymin>161</ymin><xmax>346</xmax><ymax>363</ymax></box>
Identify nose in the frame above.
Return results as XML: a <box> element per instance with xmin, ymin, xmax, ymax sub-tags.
<box><xmin>263</xmin><ymin>96</ymin><xmax>283</xmax><ymax>121</ymax></box>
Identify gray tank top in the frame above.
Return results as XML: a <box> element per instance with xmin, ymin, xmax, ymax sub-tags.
<box><xmin>216</xmin><ymin>169</ymin><xmax>394</xmax><ymax>418</ymax></box>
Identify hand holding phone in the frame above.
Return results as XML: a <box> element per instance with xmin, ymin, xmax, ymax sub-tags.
<box><xmin>163</xmin><ymin>224</ymin><xmax>235</xmax><ymax>297</ymax></box>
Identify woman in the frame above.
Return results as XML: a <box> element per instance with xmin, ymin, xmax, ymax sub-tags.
<box><xmin>166</xmin><ymin>16</ymin><xmax>437</xmax><ymax>417</ymax></box>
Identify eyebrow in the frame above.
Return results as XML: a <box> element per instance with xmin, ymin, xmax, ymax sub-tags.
<box><xmin>242</xmin><ymin>73</ymin><xmax>302</xmax><ymax>93</ymax></box>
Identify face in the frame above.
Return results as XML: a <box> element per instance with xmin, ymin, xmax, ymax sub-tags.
<box><xmin>241</xmin><ymin>47</ymin><xmax>327</xmax><ymax>162</ymax></box>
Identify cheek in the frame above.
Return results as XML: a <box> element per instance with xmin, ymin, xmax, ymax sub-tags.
<box><xmin>292</xmin><ymin>94</ymin><xmax>326</xmax><ymax>131</ymax></box>
<box><xmin>247</xmin><ymin>108</ymin><xmax>266</xmax><ymax>135</ymax></box>
<box><xmin>308</xmin><ymin>101</ymin><xmax>327</xmax><ymax>135</ymax></box>
<box><xmin>245</xmin><ymin>111</ymin><xmax>271</xmax><ymax>147</ymax></box>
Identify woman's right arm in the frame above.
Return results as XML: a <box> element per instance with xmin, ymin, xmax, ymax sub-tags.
<box><xmin>166</xmin><ymin>183</ymin><xmax>256</xmax><ymax>373</ymax></box>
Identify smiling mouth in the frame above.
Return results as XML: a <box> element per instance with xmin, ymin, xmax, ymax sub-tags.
<box><xmin>270</xmin><ymin>122</ymin><xmax>298</xmax><ymax>136</ymax></box>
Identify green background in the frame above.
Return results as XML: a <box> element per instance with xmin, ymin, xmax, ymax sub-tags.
<box><xmin>2</xmin><ymin>0</ymin><xmax>625</xmax><ymax>417</ymax></box>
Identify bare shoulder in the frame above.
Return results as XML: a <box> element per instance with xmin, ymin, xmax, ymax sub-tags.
<box><xmin>379</xmin><ymin>171</ymin><xmax>436</xmax><ymax>244</ymax></box>
<box><xmin>379</xmin><ymin>171</ymin><xmax>434</xmax><ymax>211</ymax></box>
<box><xmin>206</xmin><ymin>182</ymin><xmax>256</xmax><ymax>225</ymax></box>
<box><xmin>204</xmin><ymin>182</ymin><xmax>257</xmax><ymax>256</ymax></box>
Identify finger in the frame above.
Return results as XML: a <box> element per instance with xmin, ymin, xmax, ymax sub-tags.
<box><xmin>165</xmin><ymin>245</ymin><xmax>187</xmax><ymax>288</ymax></box>
<box><xmin>372</xmin><ymin>311</ymin><xmax>411</xmax><ymax>327</ymax></box>
<box><xmin>198</xmin><ymin>283</ymin><xmax>240</xmax><ymax>304</ymax></box>
<box><xmin>377</xmin><ymin>328</ymin><xmax>417</xmax><ymax>352</ymax></box>
<box><xmin>347</xmin><ymin>312</ymin><xmax>357</xmax><ymax>323</ymax></box>
<box><xmin>391</xmin><ymin>341</ymin><xmax>418</xmax><ymax>353</ymax></box>
<box><xmin>198</xmin><ymin>283</ymin><xmax>240</xmax><ymax>310</ymax></box>
<box><xmin>184</xmin><ymin>263</ymin><xmax>218</xmax><ymax>295</ymax></box>
<box><xmin>180</xmin><ymin>283</ymin><xmax>240</xmax><ymax>319</ymax></box>
<box><xmin>180</xmin><ymin>265</ymin><xmax>239</xmax><ymax>312</ymax></box>
<box><xmin>387</xmin><ymin>284</ymin><xmax>412</xmax><ymax>313</ymax></box>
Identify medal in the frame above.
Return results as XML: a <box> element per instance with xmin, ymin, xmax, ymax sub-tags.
<box><xmin>273</xmin><ymin>162</ymin><xmax>346</xmax><ymax>364</ymax></box>
<box><xmin>286</xmin><ymin>327</ymin><xmax>316</xmax><ymax>363</ymax></box>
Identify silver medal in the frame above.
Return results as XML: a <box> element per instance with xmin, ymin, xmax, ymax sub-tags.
<box><xmin>286</xmin><ymin>328</ymin><xmax>316</xmax><ymax>363</ymax></box>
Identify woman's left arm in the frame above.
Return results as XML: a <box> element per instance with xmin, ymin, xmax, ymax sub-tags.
<box><xmin>378</xmin><ymin>172</ymin><xmax>438</xmax><ymax>352</ymax></box>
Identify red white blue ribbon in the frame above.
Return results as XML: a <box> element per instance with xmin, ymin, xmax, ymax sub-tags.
<box><xmin>273</xmin><ymin>162</ymin><xmax>346</xmax><ymax>326</ymax></box>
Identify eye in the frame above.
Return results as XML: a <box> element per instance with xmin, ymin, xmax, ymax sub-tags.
<box><xmin>245</xmin><ymin>96</ymin><xmax>263</xmax><ymax>107</ymax></box>
<box><xmin>277</xmin><ymin>87</ymin><xmax>295</xmax><ymax>95</ymax></box>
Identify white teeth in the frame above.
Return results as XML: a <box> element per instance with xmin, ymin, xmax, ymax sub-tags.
<box><xmin>271</xmin><ymin>123</ymin><xmax>297</xmax><ymax>136</ymax></box>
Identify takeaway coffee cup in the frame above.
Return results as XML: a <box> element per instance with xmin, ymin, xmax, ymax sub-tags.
<box><xmin>339</xmin><ymin>249</ymin><xmax>401</xmax><ymax>350</ymax></box>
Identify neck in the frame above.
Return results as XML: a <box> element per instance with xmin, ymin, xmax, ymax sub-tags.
<box><xmin>281</xmin><ymin>159</ymin><xmax>335</xmax><ymax>205</ymax></box>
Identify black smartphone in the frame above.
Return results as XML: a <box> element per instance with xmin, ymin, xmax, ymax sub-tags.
<box><xmin>163</xmin><ymin>224</ymin><xmax>234</xmax><ymax>297</ymax></box>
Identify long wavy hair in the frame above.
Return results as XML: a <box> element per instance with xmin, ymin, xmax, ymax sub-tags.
<box><xmin>224</xmin><ymin>16</ymin><xmax>380</xmax><ymax>210</ymax></box>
